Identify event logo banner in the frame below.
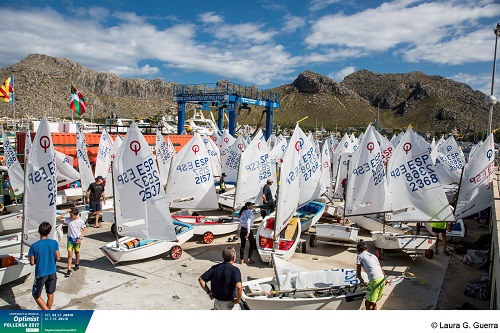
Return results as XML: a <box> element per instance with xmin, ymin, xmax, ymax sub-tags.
<box><xmin>1</xmin><ymin>310</ymin><xmax>93</xmax><ymax>333</ymax></box>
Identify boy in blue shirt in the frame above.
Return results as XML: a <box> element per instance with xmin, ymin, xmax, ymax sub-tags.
<box><xmin>28</xmin><ymin>222</ymin><xmax>60</xmax><ymax>310</ymax></box>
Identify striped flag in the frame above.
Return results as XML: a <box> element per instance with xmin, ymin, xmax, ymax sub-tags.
<box><xmin>0</xmin><ymin>76</ymin><xmax>14</xmax><ymax>103</ymax></box>
<box><xmin>70</xmin><ymin>85</ymin><xmax>88</xmax><ymax>116</ymax></box>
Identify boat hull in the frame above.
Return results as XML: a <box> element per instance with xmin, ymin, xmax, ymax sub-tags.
<box><xmin>0</xmin><ymin>255</ymin><xmax>33</xmax><ymax>286</ymax></box>
<box><xmin>242</xmin><ymin>275</ymin><xmax>366</xmax><ymax>310</ymax></box>
<box><xmin>314</xmin><ymin>223</ymin><xmax>359</xmax><ymax>243</ymax></box>
<box><xmin>371</xmin><ymin>231</ymin><xmax>436</xmax><ymax>251</ymax></box>
<box><xmin>0</xmin><ymin>233</ymin><xmax>22</xmax><ymax>256</ymax></box>
<box><xmin>298</xmin><ymin>201</ymin><xmax>326</xmax><ymax>232</ymax></box>
<box><xmin>172</xmin><ymin>215</ymin><xmax>239</xmax><ymax>236</ymax></box>
<box><xmin>100</xmin><ymin>221</ymin><xmax>194</xmax><ymax>264</ymax></box>
<box><xmin>0</xmin><ymin>212</ymin><xmax>23</xmax><ymax>235</ymax></box>
<box><xmin>256</xmin><ymin>216</ymin><xmax>301</xmax><ymax>263</ymax></box>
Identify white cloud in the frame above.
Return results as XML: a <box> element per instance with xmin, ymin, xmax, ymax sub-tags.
<box><xmin>328</xmin><ymin>66</ymin><xmax>356</xmax><ymax>82</ymax></box>
<box><xmin>309</xmin><ymin>0</ymin><xmax>341</xmax><ymax>12</ymax></box>
<box><xmin>281</xmin><ymin>15</ymin><xmax>305</xmax><ymax>33</ymax></box>
<box><xmin>451</xmin><ymin>72</ymin><xmax>500</xmax><ymax>97</ymax></box>
<box><xmin>199</xmin><ymin>12</ymin><xmax>223</xmax><ymax>24</ymax></box>
<box><xmin>305</xmin><ymin>0</ymin><xmax>500</xmax><ymax>65</ymax></box>
<box><xmin>212</xmin><ymin>23</ymin><xmax>277</xmax><ymax>44</ymax></box>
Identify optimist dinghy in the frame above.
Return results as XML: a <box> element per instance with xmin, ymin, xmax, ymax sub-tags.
<box><xmin>171</xmin><ymin>214</ymin><xmax>239</xmax><ymax>244</ymax></box>
<box><xmin>242</xmin><ymin>254</ymin><xmax>368</xmax><ymax>310</ymax></box>
<box><xmin>100</xmin><ymin>122</ymin><xmax>192</xmax><ymax>265</ymax></box>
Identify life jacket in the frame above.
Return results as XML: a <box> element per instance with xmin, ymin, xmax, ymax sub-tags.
<box><xmin>430</xmin><ymin>221</ymin><xmax>446</xmax><ymax>229</ymax></box>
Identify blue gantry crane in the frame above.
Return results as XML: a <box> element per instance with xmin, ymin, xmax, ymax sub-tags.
<box><xmin>172</xmin><ymin>82</ymin><xmax>280</xmax><ymax>139</ymax></box>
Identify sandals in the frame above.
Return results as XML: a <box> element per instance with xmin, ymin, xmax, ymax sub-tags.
<box><xmin>93</xmin><ymin>225</ymin><xmax>102</xmax><ymax>228</ymax></box>
<box><xmin>65</xmin><ymin>270</ymin><xmax>72</xmax><ymax>278</ymax></box>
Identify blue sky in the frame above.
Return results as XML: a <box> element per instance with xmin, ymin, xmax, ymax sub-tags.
<box><xmin>1</xmin><ymin>0</ymin><xmax>500</xmax><ymax>96</ymax></box>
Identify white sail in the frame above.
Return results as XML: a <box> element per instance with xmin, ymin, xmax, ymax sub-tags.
<box><xmin>269</xmin><ymin>138</ymin><xmax>287</xmax><ymax>167</ymax></box>
<box><xmin>24</xmin><ymin>118</ymin><xmax>58</xmax><ymax>245</ymax></box>
<box><xmin>387</xmin><ymin>128</ymin><xmax>454</xmax><ymax>222</ymax></box>
<box><xmin>113</xmin><ymin>122</ymin><xmax>176</xmax><ymax>241</ymax></box>
<box><xmin>454</xmin><ymin>134</ymin><xmax>495</xmax><ymax>219</ymax></box>
<box><xmin>469</xmin><ymin>140</ymin><xmax>482</xmax><ymax>160</ymax></box>
<box><xmin>267</xmin><ymin>134</ymin><xmax>279</xmax><ymax>150</ymax></box>
<box><xmin>320</xmin><ymin>141</ymin><xmax>332</xmax><ymax>201</ymax></box>
<box><xmin>391</xmin><ymin>131</ymin><xmax>405</xmax><ymax>148</ymax></box>
<box><xmin>434</xmin><ymin>135</ymin><xmax>464</xmax><ymax>185</ymax></box>
<box><xmin>2</xmin><ymin>127</ymin><xmax>24</xmax><ymax>195</ymax></box>
<box><xmin>156</xmin><ymin>132</ymin><xmax>175</xmax><ymax>187</ymax></box>
<box><xmin>257</xmin><ymin>131</ymin><xmax>276</xmax><ymax>188</ymax></box>
<box><xmin>275</xmin><ymin>124</ymin><xmax>302</xmax><ymax>235</ymax></box>
<box><xmin>54</xmin><ymin>150</ymin><xmax>80</xmax><ymax>187</ymax></box>
<box><xmin>326</xmin><ymin>135</ymin><xmax>339</xmax><ymax>164</ymax></box>
<box><xmin>25</xmin><ymin>126</ymin><xmax>32</xmax><ymax>161</ymax></box>
<box><xmin>202</xmin><ymin>135</ymin><xmax>221</xmax><ymax>178</ymax></box>
<box><xmin>345</xmin><ymin>126</ymin><xmax>391</xmax><ymax>216</ymax></box>
<box><xmin>296</xmin><ymin>127</ymin><xmax>322</xmax><ymax>206</ymax></box>
<box><xmin>104</xmin><ymin>134</ymin><xmax>122</xmax><ymax>197</ymax></box>
<box><xmin>76</xmin><ymin>123</ymin><xmax>95</xmax><ymax>192</ymax></box>
<box><xmin>372</xmin><ymin>128</ymin><xmax>394</xmax><ymax>166</ymax></box>
<box><xmin>221</xmin><ymin>136</ymin><xmax>245</xmax><ymax>183</ymax></box>
<box><xmin>94</xmin><ymin>127</ymin><xmax>113</xmax><ymax>179</ymax></box>
<box><xmin>273</xmin><ymin>254</ymin><xmax>311</xmax><ymax>290</ymax></box>
<box><xmin>333</xmin><ymin>152</ymin><xmax>352</xmax><ymax>199</ymax></box>
<box><xmin>234</xmin><ymin>133</ymin><xmax>263</xmax><ymax>208</ymax></box>
<box><xmin>166</xmin><ymin>133</ymin><xmax>218</xmax><ymax>209</ymax></box>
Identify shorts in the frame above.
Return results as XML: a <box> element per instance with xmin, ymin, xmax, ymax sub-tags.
<box><xmin>366</xmin><ymin>277</ymin><xmax>385</xmax><ymax>303</ymax></box>
<box><xmin>67</xmin><ymin>236</ymin><xmax>81</xmax><ymax>252</ymax></box>
<box><xmin>32</xmin><ymin>273</ymin><xmax>57</xmax><ymax>298</ymax></box>
<box><xmin>214</xmin><ymin>299</ymin><xmax>240</xmax><ymax>310</ymax></box>
<box><xmin>432</xmin><ymin>227</ymin><xmax>447</xmax><ymax>234</ymax></box>
<box><xmin>89</xmin><ymin>201</ymin><xmax>102</xmax><ymax>213</ymax></box>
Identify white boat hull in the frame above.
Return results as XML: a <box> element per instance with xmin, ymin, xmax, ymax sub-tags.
<box><xmin>0</xmin><ymin>212</ymin><xmax>23</xmax><ymax>235</ymax></box>
<box><xmin>242</xmin><ymin>274</ymin><xmax>367</xmax><ymax>310</ymax></box>
<box><xmin>256</xmin><ymin>216</ymin><xmax>301</xmax><ymax>263</ymax></box>
<box><xmin>371</xmin><ymin>231</ymin><xmax>436</xmax><ymax>251</ymax></box>
<box><xmin>0</xmin><ymin>233</ymin><xmax>22</xmax><ymax>256</ymax></box>
<box><xmin>172</xmin><ymin>215</ymin><xmax>239</xmax><ymax>236</ymax></box>
<box><xmin>58</xmin><ymin>188</ymin><xmax>84</xmax><ymax>202</ymax></box>
<box><xmin>100</xmin><ymin>222</ymin><xmax>194</xmax><ymax>264</ymax></box>
<box><xmin>0</xmin><ymin>255</ymin><xmax>33</xmax><ymax>286</ymax></box>
<box><xmin>298</xmin><ymin>201</ymin><xmax>326</xmax><ymax>232</ymax></box>
<box><xmin>314</xmin><ymin>223</ymin><xmax>359</xmax><ymax>243</ymax></box>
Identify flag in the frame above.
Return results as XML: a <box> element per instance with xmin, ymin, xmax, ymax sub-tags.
<box><xmin>70</xmin><ymin>85</ymin><xmax>88</xmax><ymax>116</ymax></box>
<box><xmin>0</xmin><ymin>76</ymin><xmax>13</xmax><ymax>103</ymax></box>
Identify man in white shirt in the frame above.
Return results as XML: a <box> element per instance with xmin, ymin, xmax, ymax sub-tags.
<box><xmin>356</xmin><ymin>241</ymin><xmax>386</xmax><ymax>310</ymax></box>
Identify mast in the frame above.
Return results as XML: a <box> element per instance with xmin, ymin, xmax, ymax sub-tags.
<box><xmin>110</xmin><ymin>161</ymin><xmax>119</xmax><ymax>246</ymax></box>
<box><xmin>19</xmin><ymin>127</ymin><xmax>29</xmax><ymax>259</ymax></box>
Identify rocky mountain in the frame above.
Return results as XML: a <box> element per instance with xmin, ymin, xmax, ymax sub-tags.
<box><xmin>0</xmin><ymin>54</ymin><xmax>496</xmax><ymax>136</ymax></box>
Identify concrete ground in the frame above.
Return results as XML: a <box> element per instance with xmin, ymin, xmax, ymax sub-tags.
<box><xmin>0</xmin><ymin>211</ymin><xmax>491</xmax><ymax>311</ymax></box>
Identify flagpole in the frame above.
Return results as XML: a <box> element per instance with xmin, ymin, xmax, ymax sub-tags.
<box><xmin>12</xmin><ymin>75</ymin><xmax>16</xmax><ymax>132</ymax></box>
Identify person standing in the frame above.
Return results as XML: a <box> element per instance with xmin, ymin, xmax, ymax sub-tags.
<box><xmin>430</xmin><ymin>221</ymin><xmax>450</xmax><ymax>255</ymax></box>
<box><xmin>238</xmin><ymin>202</ymin><xmax>255</xmax><ymax>264</ymax></box>
<box><xmin>261</xmin><ymin>179</ymin><xmax>275</xmax><ymax>218</ymax></box>
<box><xmin>57</xmin><ymin>208</ymin><xmax>86</xmax><ymax>277</ymax></box>
<box><xmin>86</xmin><ymin>175</ymin><xmax>106</xmax><ymax>228</ymax></box>
<box><xmin>356</xmin><ymin>241</ymin><xmax>386</xmax><ymax>310</ymax></box>
<box><xmin>28</xmin><ymin>221</ymin><xmax>61</xmax><ymax>310</ymax></box>
<box><xmin>217</xmin><ymin>173</ymin><xmax>227</xmax><ymax>211</ymax></box>
<box><xmin>198</xmin><ymin>247</ymin><xmax>242</xmax><ymax>310</ymax></box>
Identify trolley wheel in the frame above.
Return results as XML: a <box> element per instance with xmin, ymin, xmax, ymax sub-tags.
<box><xmin>425</xmin><ymin>249</ymin><xmax>434</xmax><ymax>259</ymax></box>
<box><xmin>309</xmin><ymin>234</ymin><xmax>316</xmax><ymax>247</ymax></box>
<box><xmin>463</xmin><ymin>224</ymin><xmax>468</xmax><ymax>238</ymax></box>
<box><xmin>375</xmin><ymin>249</ymin><xmax>382</xmax><ymax>260</ymax></box>
<box><xmin>170</xmin><ymin>245</ymin><xmax>182</xmax><ymax>260</ymax></box>
<box><xmin>202</xmin><ymin>231</ymin><xmax>214</xmax><ymax>244</ymax></box>
<box><xmin>111</xmin><ymin>223</ymin><xmax>116</xmax><ymax>235</ymax></box>
<box><xmin>301</xmin><ymin>241</ymin><xmax>307</xmax><ymax>253</ymax></box>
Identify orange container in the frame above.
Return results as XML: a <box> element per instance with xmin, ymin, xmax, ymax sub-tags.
<box><xmin>0</xmin><ymin>255</ymin><xmax>16</xmax><ymax>268</ymax></box>
<box><xmin>16</xmin><ymin>132</ymin><xmax>194</xmax><ymax>165</ymax></box>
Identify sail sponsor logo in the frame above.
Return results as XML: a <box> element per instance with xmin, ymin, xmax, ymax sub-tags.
<box><xmin>469</xmin><ymin>162</ymin><xmax>494</xmax><ymax>184</ymax></box>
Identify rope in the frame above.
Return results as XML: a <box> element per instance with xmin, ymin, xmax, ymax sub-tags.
<box><xmin>385</xmin><ymin>271</ymin><xmax>426</xmax><ymax>286</ymax></box>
